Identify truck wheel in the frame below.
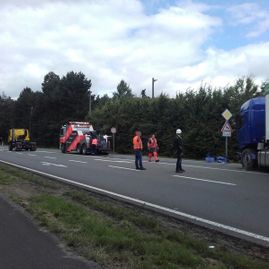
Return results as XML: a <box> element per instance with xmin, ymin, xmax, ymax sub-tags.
<box><xmin>61</xmin><ymin>143</ymin><xmax>66</xmax><ymax>153</ymax></box>
<box><xmin>242</xmin><ymin>148</ymin><xmax>257</xmax><ymax>170</ymax></box>
<box><xmin>76</xmin><ymin>144</ymin><xmax>82</xmax><ymax>154</ymax></box>
<box><xmin>82</xmin><ymin>144</ymin><xmax>87</xmax><ymax>155</ymax></box>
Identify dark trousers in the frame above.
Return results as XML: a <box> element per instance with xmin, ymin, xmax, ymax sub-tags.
<box><xmin>176</xmin><ymin>154</ymin><xmax>182</xmax><ymax>172</ymax></box>
<box><xmin>134</xmin><ymin>150</ymin><xmax>143</xmax><ymax>169</ymax></box>
<box><xmin>91</xmin><ymin>145</ymin><xmax>97</xmax><ymax>155</ymax></box>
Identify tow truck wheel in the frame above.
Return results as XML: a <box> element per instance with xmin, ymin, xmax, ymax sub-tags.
<box><xmin>77</xmin><ymin>144</ymin><xmax>82</xmax><ymax>154</ymax></box>
<box><xmin>242</xmin><ymin>148</ymin><xmax>257</xmax><ymax>170</ymax></box>
<box><xmin>61</xmin><ymin>143</ymin><xmax>66</xmax><ymax>153</ymax></box>
<box><xmin>82</xmin><ymin>144</ymin><xmax>87</xmax><ymax>155</ymax></box>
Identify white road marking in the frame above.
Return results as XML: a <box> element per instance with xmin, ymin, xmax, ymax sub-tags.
<box><xmin>149</xmin><ymin>160</ymin><xmax>268</xmax><ymax>176</ymax></box>
<box><xmin>74</xmin><ymin>155</ymin><xmax>267</xmax><ymax>176</ymax></box>
<box><xmin>36</xmin><ymin>150</ymin><xmax>56</xmax><ymax>154</ymax></box>
<box><xmin>95</xmin><ymin>158</ymin><xmax>132</xmax><ymax>164</ymax></box>
<box><xmin>0</xmin><ymin>159</ymin><xmax>268</xmax><ymax>246</ymax></box>
<box><xmin>16</xmin><ymin>152</ymin><xmax>22</xmax><ymax>155</ymax></box>
<box><xmin>109</xmin><ymin>165</ymin><xmax>139</xmax><ymax>171</ymax></box>
<box><xmin>44</xmin><ymin>156</ymin><xmax>56</xmax><ymax>160</ymax></box>
<box><xmin>69</xmin><ymin>160</ymin><xmax>87</xmax><ymax>164</ymax></box>
<box><xmin>172</xmin><ymin>175</ymin><xmax>236</xmax><ymax>186</ymax></box>
<box><xmin>41</xmin><ymin>161</ymin><xmax>67</xmax><ymax>168</ymax></box>
<box><xmin>183</xmin><ymin>164</ymin><xmax>263</xmax><ymax>175</ymax></box>
<box><xmin>28</xmin><ymin>154</ymin><xmax>37</xmax><ymax>157</ymax></box>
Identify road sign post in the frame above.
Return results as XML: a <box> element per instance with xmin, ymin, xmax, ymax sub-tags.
<box><xmin>221</xmin><ymin>121</ymin><xmax>232</xmax><ymax>159</ymax></box>
<box><xmin>225</xmin><ymin>136</ymin><xmax>228</xmax><ymax>159</ymax></box>
<box><xmin>221</xmin><ymin>109</ymin><xmax>232</xmax><ymax>161</ymax></box>
<box><xmin>111</xmin><ymin>127</ymin><xmax>117</xmax><ymax>153</ymax></box>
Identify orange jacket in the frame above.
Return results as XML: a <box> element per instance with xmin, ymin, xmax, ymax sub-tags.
<box><xmin>92</xmin><ymin>138</ymin><xmax>98</xmax><ymax>145</ymax></box>
<box><xmin>133</xmin><ymin>135</ymin><xmax>143</xmax><ymax>150</ymax></box>
<box><xmin>148</xmin><ymin>138</ymin><xmax>157</xmax><ymax>149</ymax></box>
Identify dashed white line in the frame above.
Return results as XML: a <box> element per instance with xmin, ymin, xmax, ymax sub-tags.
<box><xmin>41</xmin><ymin>161</ymin><xmax>67</xmax><ymax>168</ymax></box>
<box><xmin>28</xmin><ymin>154</ymin><xmax>37</xmax><ymax>157</ymax></box>
<box><xmin>69</xmin><ymin>160</ymin><xmax>87</xmax><ymax>164</ymax></box>
<box><xmin>36</xmin><ymin>150</ymin><xmax>56</xmax><ymax>154</ymax></box>
<box><xmin>15</xmin><ymin>152</ymin><xmax>22</xmax><ymax>155</ymax></box>
<box><xmin>109</xmin><ymin>165</ymin><xmax>139</xmax><ymax>171</ymax></box>
<box><xmin>95</xmin><ymin>158</ymin><xmax>132</xmax><ymax>164</ymax></box>
<box><xmin>148</xmin><ymin>160</ymin><xmax>267</xmax><ymax>176</ymax></box>
<box><xmin>0</xmin><ymin>159</ymin><xmax>268</xmax><ymax>246</ymax></box>
<box><xmin>44</xmin><ymin>156</ymin><xmax>56</xmax><ymax>160</ymax></box>
<box><xmin>172</xmin><ymin>175</ymin><xmax>236</xmax><ymax>186</ymax></box>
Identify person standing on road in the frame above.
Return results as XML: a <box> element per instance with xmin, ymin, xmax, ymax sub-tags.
<box><xmin>174</xmin><ymin>129</ymin><xmax>185</xmax><ymax>173</ymax></box>
<box><xmin>133</xmin><ymin>131</ymin><xmax>146</xmax><ymax>170</ymax></box>
<box><xmin>147</xmin><ymin>134</ymin><xmax>159</xmax><ymax>162</ymax></box>
<box><xmin>91</xmin><ymin>135</ymin><xmax>98</xmax><ymax>155</ymax></box>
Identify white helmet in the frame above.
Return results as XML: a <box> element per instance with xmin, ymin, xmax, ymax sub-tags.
<box><xmin>176</xmin><ymin>129</ymin><xmax>182</xmax><ymax>134</ymax></box>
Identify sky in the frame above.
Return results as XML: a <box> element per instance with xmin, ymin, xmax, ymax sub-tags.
<box><xmin>0</xmin><ymin>0</ymin><xmax>269</xmax><ymax>98</ymax></box>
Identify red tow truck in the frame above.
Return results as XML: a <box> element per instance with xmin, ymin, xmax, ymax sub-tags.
<box><xmin>59</xmin><ymin>121</ymin><xmax>110</xmax><ymax>155</ymax></box>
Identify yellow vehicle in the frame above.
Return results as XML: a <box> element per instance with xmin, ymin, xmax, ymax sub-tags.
<box><xmin>8</xmin><ymin>129</ymin><xmax>37</xmax><ymax>151</ymax></box>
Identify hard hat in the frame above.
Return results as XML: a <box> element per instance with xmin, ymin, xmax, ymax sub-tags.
<box><xmin>176</xmin><ymin>129</ymin><xmax>182</xmax><ymax>134</ymax></box>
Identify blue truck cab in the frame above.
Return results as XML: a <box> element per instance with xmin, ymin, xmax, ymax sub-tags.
<box><xmin>238</xmin><ymin>96</ymin><xmax>269</xmax><ymax>170</ymax></box>
<box><xmin>238</xmin><ymin>97</ymin><xmax>265</xmax><ymax>150</ymax></box>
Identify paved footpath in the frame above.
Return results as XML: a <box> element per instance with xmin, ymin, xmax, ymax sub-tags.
<box><xmin>0</xmin><ymin>195</ymin><xmax>102</xmax><ymax>269</ymax></box>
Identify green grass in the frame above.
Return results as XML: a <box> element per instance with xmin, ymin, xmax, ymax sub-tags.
<box><xmin>0</xmin><ymin>164</ymin><xmax>20</xmax><ymax>184</ymax></box>
<box><xmin>0</xmin><ymin>163</ymin><xmax>269</xmax><ymax>269</ymax></box>
<box><xmin>28</xmin><ymin>194</ymin><xmax>203</xmax><ymax>268</ymax></box>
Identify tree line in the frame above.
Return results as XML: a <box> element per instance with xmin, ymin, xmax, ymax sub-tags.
<box><xmin>0</xmin><ymin>71</ymin><xmax>267</xmax><ymax>159</ymax></box>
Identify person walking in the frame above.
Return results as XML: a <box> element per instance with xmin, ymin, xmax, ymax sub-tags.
<box><xmin>147</xmin><ymin>134</ymin><xmax>159</xmax><ymax>162</ymax></box>
<box><xmin>133</xmin><ymin>131</ymin><xmax>146</xmax><ymax>170</ymax></box>
<box><xmin>174</xmin><ymin>129</ymin><xmax>185</xmax><ymax>173</ymax></box>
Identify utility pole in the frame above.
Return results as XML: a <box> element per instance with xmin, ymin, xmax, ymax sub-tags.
<box><xmin>88</xmin><ymin>90</ymin><xmax>92</xmax><ymax>116</ymax></box>
<box><xmin>152</xmin><ymin>77</ymin><xmax>157</xmax><ymax>98</ymax></box>
<box><xmin>29</xmin><ymin>106</ymin><xmax>33</xmax><ymax>136</ymax></box>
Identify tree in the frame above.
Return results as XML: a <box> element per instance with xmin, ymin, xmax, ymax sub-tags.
<box><xmin>0</xmin><ymin>93</ymin><xmax>15</xmax><ymax>142</ymax></box>
<box><xmin>0</xmin><ymin>74</ymin><xmax>266</xmax><ymax>159</ymax></box>
<box><xmin>14</xmin><ymin>87</ymin><xmax>36</xmax><ymax>128</ymax></box>
<box><xmin>113</xmin><ymin>80</ymin><xmax>133</xmax><ymax>99</ymax></box>
<box><xmin>60</xmin><ymin>71</ymin><xmax>92</xmax><ymax>121</ymax></box>
<box><xmin>39</xmin><ymin>71</ymin><xmax>92</xmax><ymax>146</ymax></box>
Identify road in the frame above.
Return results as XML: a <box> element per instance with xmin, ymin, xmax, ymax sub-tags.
<box><xmin>0</xmin><ymin>195</ymin><xmax>101</xmax><ymax>269</ymax></box>
<box><xmin>0</xmin><ymin>147</ymin><xmax>269</xmax><ymax>246</ymax></box>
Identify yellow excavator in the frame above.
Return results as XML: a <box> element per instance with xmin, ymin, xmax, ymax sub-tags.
<box><xmin>8</xmin><ymin>129</ymin><xmax>37</xmax><ymax>151</ymax></box>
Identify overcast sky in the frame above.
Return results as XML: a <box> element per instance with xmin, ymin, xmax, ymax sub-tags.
<box><xmin>0</xmin><ymin>0</ymin><xmax>269</xmax><ymax>98</ymax></box>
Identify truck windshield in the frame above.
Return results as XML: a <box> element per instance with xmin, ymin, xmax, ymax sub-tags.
<box><xmin>77</xmin><ymin>127</ymin><xmax>93</xmax><ymax>134</ymax></box>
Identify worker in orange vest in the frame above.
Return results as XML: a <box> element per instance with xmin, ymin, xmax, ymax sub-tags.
<box><xmin>147</xmin><ymin>134</ymin><xmax>159</xmax><ymax>162</ymax></box>
<box><xmin>133</xmin><ymin>130</ymin><xmax>146</xmax><ymax>170</ymax></box>
<box><xmin>91</xmin><ymin>135</ymin><xmax>98</xmax><ymax>155</ymax></box>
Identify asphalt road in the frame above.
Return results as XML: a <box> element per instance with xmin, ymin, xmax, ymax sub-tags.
<box><xmin>0</xmin><ymin>195</ymin><xmax>101</xmax><ymax>269</ymax></box>
<box><xmin>0</xmin><ymin>147</ymin><xmax>269</xmax><ymax>246</ymax></box>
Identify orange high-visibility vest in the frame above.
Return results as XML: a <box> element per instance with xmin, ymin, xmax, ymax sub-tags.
<box><xmin>133</xmin><ymin>136</ymin><xmax>142</xmax><ymax>150</ymax></box>
<box><xmin>92</xmin><ymin>138</ymin><xmax>98</xmax><ymax>145</ymax></box>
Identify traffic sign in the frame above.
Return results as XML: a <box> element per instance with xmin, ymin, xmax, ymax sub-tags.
<box><xmin>222</xmin><ymin>109</ymin><xmax>232</xmax><ymax>121</ymax></box>
<box><xmin>221</xmin><ymin>121</ymin><xmax>232</xmax><ymax>137</ymax></box>
<box><xmin>111</xmin><ymin>127</ymin><xmax>117</xmax><ymax>134</ymax></box>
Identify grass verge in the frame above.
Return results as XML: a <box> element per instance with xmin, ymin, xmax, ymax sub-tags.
<box><xmin>0</xmin><ymin>163</ymin><xmax>268</xmax><ymax>269</ymax></box>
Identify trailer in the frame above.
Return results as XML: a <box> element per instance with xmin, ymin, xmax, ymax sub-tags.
<box><xmin>59</xmin><ymin>121</ymin><xmax>110</xmax><ymax>155</ymax></box>
<box><xmin>238</xmin><ymin>95</ymin><xmax>269</xmax><ymax>170</ymax></box>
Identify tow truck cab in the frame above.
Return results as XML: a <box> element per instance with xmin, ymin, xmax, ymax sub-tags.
<box><xmin>59</xmin><ymin>121</ymin><xmax>110</xmax><ymax>155</ymax></box>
